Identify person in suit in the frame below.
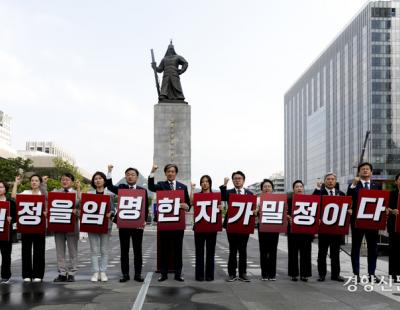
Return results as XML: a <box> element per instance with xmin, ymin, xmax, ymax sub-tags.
<box><xmin>347</xmin><ymin>162</ymin><xmax>382</xmax><ymax>283</ymax></box>
<box><xmin>190</xmin><ymin>175</ymin><xmax>222</xmax><ymax>281</ymax></box>
<box><xmin>11</xmin><ymin>174</ymin><xmax>48</xmax><ymax>283</ymax></box>
<box><xmin>313</xmin><ymin>172</ymin><xmax>349</xmax><ymax>282</ymax></box>
<box><xmin>257</xmin><ymin>179</ymin><xmax>280</xmax><ymax>281</ymax></box>
<box><xmin>287</xmin><ymin>180</ymin><xmax>313</xmax><ymax>282</ymax></box>
<box><xmin>106</xmin><ymin>165</ymin><xmax>149</xmax><ymax>283</ymax></box>
<box><xmin>0</xmin><ymin>180</ymin><xmax>17</xmax><ymax>284</ymax></box>
<box><xmin>387</xmin><ymin>172</ymin><xmax>400</xmax><ymax>282</ymax></box>
<box><xmin>220</xmin><ymin>171</ymin><xmax>254</xmax><ymax>282</ymax></box>
<box><xmin>148</xmin><ymin>163</ymin><xmax>190</xmax><ymax>282</ymax></box>
<box><xmin>52</xmin><ymin>173</ymin><xmax>81</xmax><ymax>283</ymax></box>
<box><xmin>87</xmin><ymin>171</ymin><xmax>116</xmax><ymax>282</ymax></box>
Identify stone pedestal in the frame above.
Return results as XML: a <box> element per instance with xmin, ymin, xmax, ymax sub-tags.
<box><xmin>153</xmin><ymin>101</ymin><xmax>191</xmax><ymax>187</ymax></box>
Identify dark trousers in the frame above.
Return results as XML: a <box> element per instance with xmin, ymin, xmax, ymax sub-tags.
<box><xmin>287</xmin><ymin>233</ymin><xmax>312</xmax><ymax>278</ymax></box>
<box><xmin>194</xmin><ymin>232</ymin><xmax>217</xmax><ymax>280</ymax></box>
<box><xmin>159</xmin><ymin>230</ymin><xmax>184</xmax><ymax>276</ymax></box>
<box><xmin>351</xmin><ymin>227</ymin><xmax>378</xmax><ymax>275</ymax></box>
<box><xmin>0</xmin><ymin>239</ymin><xmax>12</xmax><ymax>279</ymax></box>
<box><xmin>119</xmin><ymin>228</ymin><xmax>143</xmax><ymax>276</ymax></box>
<box><xmin>389</xmin><ymin>232</ymin><xmax>400</xmax><ymax>278</ymax></box>
<box><xmin>227</xmin><ymin>232</ymin><xmax>249</xmax><ymax>277</ymax></box>
<box><xmin>21</xmin><ymin>233</ymin><xmax>45</xmax><ymax>279</ymax></box>
<box><xmin>258</xmin><ymin>231</ymin><xmax>279</xmax><ymax>278</ymax></box>
<box><xmin>317</xmin><ymin>234</ymin><xmax>341</xmax><ymax>278</ymax></box>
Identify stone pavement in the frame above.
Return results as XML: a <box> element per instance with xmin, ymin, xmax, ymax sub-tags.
<box><xmin>0</xmin><ymin>227</ymin><xmax>400</xmax><ymax>309</ymax></box>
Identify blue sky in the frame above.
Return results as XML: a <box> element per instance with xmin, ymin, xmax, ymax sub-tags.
<box><xmin>0</xmin><ymin>0</ymin><xmax>368</xmax><ymax>185</ymax></box>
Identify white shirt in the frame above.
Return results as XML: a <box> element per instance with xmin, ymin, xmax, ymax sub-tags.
<box><xmin>325</xmin><ymin>188</ymin><xmax>336</xmax><ymax>195</ymax></box>
<box><xmin>235</xmin><ymin>187</ymin><xmax>244</xmax><ymax>195</ymax></box>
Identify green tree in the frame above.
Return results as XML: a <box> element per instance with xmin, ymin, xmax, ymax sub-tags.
<box><xmin>0</xmin><ymin>157</ymin><xmax>33</xmax><ymax>182</ymax></box>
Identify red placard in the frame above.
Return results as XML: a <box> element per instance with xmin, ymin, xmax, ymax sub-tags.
<box><xmin>80</xmin><ymin>193</ymin><xmax>111</xmax><ymax>234</ymax></box>
<box><xmin>291</xmin><ymin>194</ymin><xmax>320</xmax><ymax>234</ymax></box>
<box><xmin>193</xmin><ymin>192</ymin><xmax>222</xmax><ymax>233</ymax></box>
<box><xmin>157</xmin><ymin>190</ymin><xmax>185</xmax><ymax>231</ymax></box>
<box><xmin>47</xmin><ymin>192</ymin><xmax>76</xmax><ymax>233</ymax></box>
<box><xmin>226</xmin><ymin>194</ymin><xmax>256</xmax><ymax>234</ymax></box>
<box><xmin>16</xmin><ymin>194</ymin><xmax>46</xmax><ymax>234</ymax></box>
<box><xmin>319</xmin><ymin>195</ymin><xmax>352</xmax><ymax>235</ymax></box>
<box><xmin>117</xmin><ymin>189</ymin><xmax>146</xmax><ymax>229</ymax></box>
<box><xmin>259</xmin><ymin>193</ymin><xmax>288</xmax><ymax>233</ymax></box>
<box><xmin>0</xmin><ymin>201</ymin><xmax>10</xmax><ymax>241</ymax></box>
<box><xmin>355</xmin><ymin>189</ymin><xmax>390</xmax><ymax>230</ymax></box>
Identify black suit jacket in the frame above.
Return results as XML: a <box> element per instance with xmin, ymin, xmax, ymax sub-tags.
<box><xmin>313</xmin><ymin>188</ymin><xmax>345</xmax><ymax>197</ymax></box>
<box><xmin>346</xmin><ymin>180</ymin><xmax>382</xmax><ymax>225</ymax></box>
<box><xmin>106</xmin><ymin>178</ymin><xmax>150</xmax><ymax>221</ymax></box>
<box><xmin>387</xmin><ymin>189</ymin><xmax>399</xmax><ymax>234</ymax></box>
<box><xmin>219</xmin><ymin>185</ymin><xmax>254</xmax><ymax>230</ymax></box>
<box><xmin>147</xmin><ymin>177</ymin><xmax>190</xmax><ymax>208</ymax></box>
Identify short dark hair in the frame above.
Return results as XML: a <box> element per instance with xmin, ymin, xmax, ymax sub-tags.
<box><xmin>200</xmin><ymin>175</ymin><xmax>213</xmax><ymax>192</ymax></box>
<box><xmin>164</xmin><ymin>164</ymin><xmax>178</xmax><ymax>174</ymax></box>
<box><xmin>231</xmin><ymin>171</ymin><xmax>245</xmax><ymax>181</ymax></box>
<box><xmin>292</xmin><ymin>179</ymin><xmax>304</xmax><ymax>189</ymax></box>
<box><xmin>260</xmin><ymin>179</ymin><xmax>274</xmax><ymax>191</ymax></box>
<box><xmin>395</xmin><ymin>172</ymin><xmax>400</xmax><ymax>182</ymax></box>
<box><xmin>30</xmin><ymin>174</ymin><xmax>43</xmax><ymax>183</ymax></box>
<box><xmin>91</xmin><ymin>171</ymin><xmax>107</xmax><ymax>189</ymax></box>
<box><xmin>125</xmin><ymin>167</ymin><xmax>139</xmax><ymax>175</ymax></box>
<box><xmin>61</xmin><ymin>173</ymin><xmax>75</xmax><ymax>182</ymax></box>
<box><xmin>357</xmin><ymin>162</ymin><xmax>373</xmax><ymax>173</ymax></box>
<box><xmin>0</xmin><ymin>180</ymin><xmax>9</xmax><ymax>193</ymax></box>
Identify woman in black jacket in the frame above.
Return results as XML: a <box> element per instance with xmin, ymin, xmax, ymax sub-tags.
<box><xmin>387</xmin><ymin>173</ymin><xmax>400</xmax><ymax>282</ymax></box>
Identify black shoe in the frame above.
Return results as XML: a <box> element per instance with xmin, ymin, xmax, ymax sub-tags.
<box><xmin>158</xmin><ymin>275</ymin><xmax>168</xmax><ymax>282</ymax></box>
<box><xmin>354</xmin><ymin>274</ymin><xmax>361</xmax><ymax>283</ymax></box>
<box><xmin>291</xmin><ymin>277</ymin><xmax>298</xmax><ymax>282</ymax></box>
<box><xmin>174</xmin><ymin>275</ymin><xmax>184</xmax><ymax>282</ymax></box>
<box><xmin>300</xmin><ymin>277</ymin><xmax>308</xmax><ymax>282</ymax></box>
<box><xmin>67</xmin><ymin>275</ymin><xmax>75</xmax><ymax>282</ymax></box>
<box><xmin>317</xmin><ymin>276</ymin><xmax>325</xmax><ymax>282</ymax></box>
<box><xmin>119</xmin><ymin>275</ymin><xmax>130</xmax><ymax>283</ymax></box>
<box><xmin>369</xmin><ymin>275</ymin><xmax>380</xmax><ymax>283</ymax></box>
<box><xmin>226</xmin><ymin>275</ymin><xmax>237</xmax><ymax>282</ymax></box>
<box><xmin>331</xmin><ymin>275</ymin><xmax>345</xmax><ymax>282</ymax></box>
<box><xmin>195</xmin><ymin>277</ymin><xmax>204</xmax><ymax>281</ymax></box>
<box><xmin>205</xmin><ymin>277</ymin><xmax>214</xmax><ymax>281</ymax></box>
<box><xmin>239</xmin><ymin>274</ymin><xmax>250</xmax><ymax>282</ymax></box>
<box><xmin>53</xmin><ymin>275</ymin><xmax>67</xmax><ymax>282</ymax></box>
<box><xmin>134</xmin><ymin>275</ymin><xmax>144</xmax><ymax>282</ymax></box>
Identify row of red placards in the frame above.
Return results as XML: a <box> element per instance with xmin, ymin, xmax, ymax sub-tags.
<box><xmin>0</xmin><ymin>189</ymin><xmax>395</xmax><ymax>240</ymax></box>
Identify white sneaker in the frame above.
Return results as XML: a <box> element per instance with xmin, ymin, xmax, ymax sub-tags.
<box><xmin>23</xmin><ymin>278</ymin><xmax>31</xmax><ymax>283</ymax></box>
<box><xmin>1</xmin><ymin>278</ymin><xmax>10</xmax><ymax>284</ymax></box>
<box><xmin>91</xmin><ymin>272</ymin><xmax>99</xmax><ymax>282</ymax></box>
<box><xmin>32</xmin><ymin>278</ymin><xmax>42</xmax><ymax>283</ymax></box>
<box><xmin>100</xmin><ymin>272</ymin><xmax>108</xmax><ymax>282</ymax></box>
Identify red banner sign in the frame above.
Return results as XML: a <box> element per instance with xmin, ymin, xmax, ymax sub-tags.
<box><xmin>47</xmin><ymin>192</ymin><xmax>76</xmax><ymax>233</ymax></box>
<box><xmin>319</xmin><ymin>195</ymin><xmax>352</xmax><ymax>235</ymax></box>
<box><xmin>193</xmin><ymin>192</ymin><xmax>222</xmax><ymax>233</ymax></box>
<box><xmin>0</xmin><ymin>201</ymin><xmax>10</xmax><ymax>241</ymax></box>
<box><xmin>226</xmin><ymin>194</ymin><xmax>256</xmax><ymax>234</ymax></box>
<box><xmin>355</xmin><ymin>189</ymin><xmax>389</xmax><ymax>230</ymax></box>
<box><xmin>80</xmin><ymin>193</ymin><xmax>111</xmax><ymax>234</ymax></box>
<box><xmin>259</xmin><ymin>193</ymin><xmax>288</xmax><ymax>233</ymax></box>
<box><xmin>157</xmin><ymin>190</ymin><xmax>185</xmax><ymax>231</ymax></box>
<box><xmin>117</xmin><ymin>189</ymin><xmax>146</xmax><ymax>229</ymax></box>
<box><xmin>291</xmin><ymin>194</ymin><xmax>320</xmax><ymax>234</ymax></box>
<box><xmin>16</xmin><ymin>194</ymin><xmax>46</xmax><ymax>234</ymax></box>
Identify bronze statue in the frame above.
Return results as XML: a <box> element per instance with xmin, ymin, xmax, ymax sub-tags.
<box><xmin>151</xmin><ymin>41</ymin><xmax>188</xmax><ymax>102</ymax></box>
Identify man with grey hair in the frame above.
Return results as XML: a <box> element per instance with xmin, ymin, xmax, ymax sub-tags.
<box><xmin>313</xmin><ymin>172</ymin><xmax>348</xmax><ymax>282</ymax></box>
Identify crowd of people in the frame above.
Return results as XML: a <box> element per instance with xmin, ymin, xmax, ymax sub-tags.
<box><xmin>0</xmin><ymin>161</ymin><xmax>399</xmax><ymax>286</ymax></box>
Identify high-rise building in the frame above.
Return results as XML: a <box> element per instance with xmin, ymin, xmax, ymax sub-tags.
<box><xmin>0</xmin><ymin>111</ymin><xmax>12</xmax><ymax>146</ymax></box>
<box><xmin>284</xmin><ymin>1</ymin><xmax>400</xmax><ymax>191</ymax></box>
<box><xmin>23</xmin><ymin>141</ymin><xmax>76</xmax><ymax>165</ymax></box>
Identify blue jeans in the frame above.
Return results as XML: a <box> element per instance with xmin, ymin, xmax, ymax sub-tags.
<box><xmin>88</xmin><ymin>232</ymin><xmax>110</xmax><ymax>273</ymax></box>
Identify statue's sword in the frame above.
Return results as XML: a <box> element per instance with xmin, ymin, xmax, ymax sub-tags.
<box><xmin>151</xmin><ymin>49</ymin><xmax>161</xmax><ymax>96</ymax></box>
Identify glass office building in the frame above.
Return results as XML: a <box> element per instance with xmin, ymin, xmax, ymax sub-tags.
<box><xmin>284</xmin><ymin>1</ymin><xmax>400</xmax><ymax>191</ymax></box>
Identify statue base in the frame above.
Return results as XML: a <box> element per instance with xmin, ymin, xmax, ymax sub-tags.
<box><xmin>153</xmin><ymin>101</ymin><xmax>191</xmax><ymax>187</ymax></box>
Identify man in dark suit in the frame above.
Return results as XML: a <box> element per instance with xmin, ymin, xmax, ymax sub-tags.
<box><xmin>106</xmin><ymin>165</ymin><xmax>149</xmax><ymax>283</ymax></box>
<box><xmin>220</xmin><ymin>171</ymin><xmax>254</xmax><ymax>282</ymax></box>
<box><xmin>313</xmin><ymin>172</ymin><xmax>347</xmax><ymax>282</ymax></box>
<box><xmin>148</xmin><ymin>163</ymin><xmax>190</xmax><ymax>282</ymax></box>
<box><xmin>347</xmin><ymin>162</ymin><xmax>382</xmax><ymax>283</ymax></box>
